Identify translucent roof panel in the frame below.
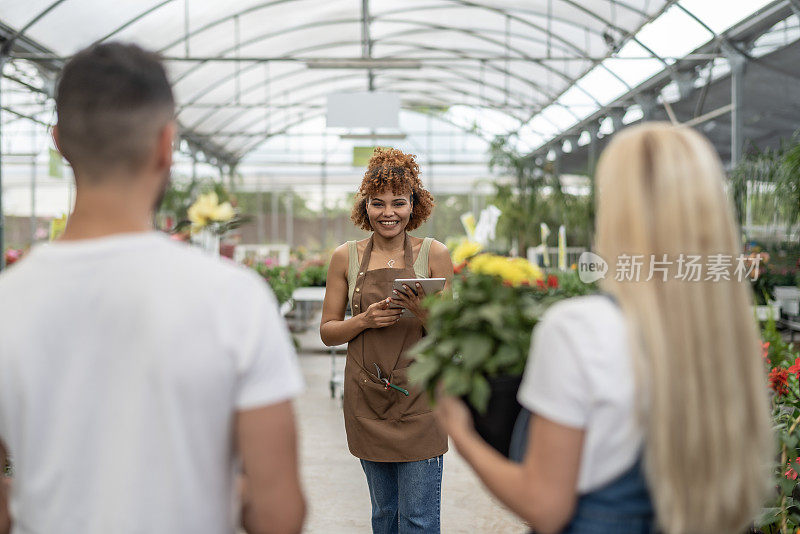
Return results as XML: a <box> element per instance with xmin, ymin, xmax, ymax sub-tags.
<box><xmin>0</xmin><ymin>0</ymin><xmax>675</xmax><ymax>163</ymax></box>
<box><xmin>635</xmin><ymin>4</ymin><xmax>713</xmax><ymax>60</ymax></box>
<box><xmin>4</xmin><ymin>0</ymin><xmax>786</xmax><ymax>165</ymax></box>
<box><xmin>679</xmin><ymin>0</ymin><xmax>775</xmax><ymax>35</ymax></box>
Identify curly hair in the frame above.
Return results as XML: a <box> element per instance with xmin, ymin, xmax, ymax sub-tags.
<box><xmin>351</xmin><ymin>148</ymin><xmax>435</xmax><ymax>232</ymax></box>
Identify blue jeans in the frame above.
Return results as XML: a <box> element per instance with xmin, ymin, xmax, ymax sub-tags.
<box><xmin>360</xmin><ymin>455</ymin><xmax>443</xmax><ymax>534</ymax></box>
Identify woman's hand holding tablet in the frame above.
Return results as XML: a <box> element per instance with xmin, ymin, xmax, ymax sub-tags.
<box><xmin>390</xmin><ymin>278</ymin><xmax>446</xmax><ymax>319</ymax></box>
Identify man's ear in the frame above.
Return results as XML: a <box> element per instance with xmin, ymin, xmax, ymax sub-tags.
<box><xmin>156</xmin><ymin>121</ymin><xmax>176</xmax><ymax>171</ymax></box>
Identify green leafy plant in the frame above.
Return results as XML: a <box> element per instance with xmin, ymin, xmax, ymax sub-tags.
<box><xmin>489</xmin><ymin>135</ymin><xmax>594</xmax><ymax>251</ymax></box>
<box><xmin>729</xmin><ymin>133</ymin><xmax>800</xmax><ymax>233</ymax></box>
<box><xmin>297</xmin><ymin>262</ymin><xmax>328</xmax><ymax>288</ymax></box>
<box><xmin>409</xmin><ymin>261</ymin><xmax>595</xmax><ymax>413</ymax></box>
<box><xmin>489</xmin><ymin>136</ymin><xmax>552</xmax><ymax>254</ymax></box>
<box><xmin>779</xmin><ymin>140</ymin><xmax>800</xmax><ymax>228</ymax></box>
<box><xmin>254</xmin><ymin>263</ymin><xmax>298</xmax><ymax>305</ymax></box>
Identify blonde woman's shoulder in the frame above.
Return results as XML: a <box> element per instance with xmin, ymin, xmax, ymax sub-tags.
<box><xmin>540</xmin><ymin>294</ymin><xmax>623</xmax><ymax>331</ymax></box>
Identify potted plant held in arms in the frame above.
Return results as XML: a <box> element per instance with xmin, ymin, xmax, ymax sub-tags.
<box><xmin>409</xmin><ymin>243</ymin><xmax>594</xmax><ymax>456</ymax></box>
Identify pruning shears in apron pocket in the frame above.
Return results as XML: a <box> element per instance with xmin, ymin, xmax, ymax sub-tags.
<box><xmin>374</xmin><ymin>363</ymin><xmax>409</xmax><ymax>396</ymax></box>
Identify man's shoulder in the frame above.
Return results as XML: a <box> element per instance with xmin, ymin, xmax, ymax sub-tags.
<box><xmin>0</xmin><ymin>251</ymin><xmax>45</xmax><ymax>297</ymax></box>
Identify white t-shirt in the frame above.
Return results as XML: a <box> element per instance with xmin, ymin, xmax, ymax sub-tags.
<box><xmin>517</xmin><ymin>294</ymin><xmax>643</xmax><ymax>493</ymax></box>
<box><xmin>0</xmin><ymin>232</ymin><xmax>304</xmax><ymax>534</ymax></box>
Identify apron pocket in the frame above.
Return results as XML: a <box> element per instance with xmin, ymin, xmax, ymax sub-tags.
<box><xmin>355</xmin><ymin>370</ymin><xmax>393</xmax><ymax>420</ymax></box>
<box><xmin>390</xmin><ymin>366</ymin><xmax>432</xmax><ymax>418</ymax></box>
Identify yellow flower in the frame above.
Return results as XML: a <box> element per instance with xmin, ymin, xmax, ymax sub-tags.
<box><xmin>452</xmin><ymin>240</ymin><xmax>482</xmax><ymax>264</ymax></box>
<box><xmin>211</xmin><ymin>202</ymin><xmax>235</xmax><ymax>222</ymax></box>
<box><xmin>460</xmin><ymin>213</ymin><xmax>477</xmax><ymax>237</ymax></box>
<box><xmin>468</xmin><ymin>254</ymin><xmax>543</xmax><ymax>287</ymax></box>
<box><xmin>188</xmin><ymin>192</ymin><xmax>235</xmax><ymax>233</ymax></box>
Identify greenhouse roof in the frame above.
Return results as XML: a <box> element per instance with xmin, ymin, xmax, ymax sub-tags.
<box><xmin>0</xmin><ymin>0</ymin><xmax>789</xmax><ymax>167</ymax></box>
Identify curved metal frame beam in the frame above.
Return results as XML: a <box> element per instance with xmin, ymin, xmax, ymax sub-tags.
<box><xmin>173</xmin><ymin>35</ymin><xmax>586</xmax><ymax>126</ymax></box>
<box><xmin>89</xmin><ymin>0</ymin><xmax>175</xmax><ymax>46</ymax></box>
<box><xmin>197</xmin><ymin>75</ymin><xmax>539</xmax><ymax>156</ymax></box>
<box><xmin>183</xmin><ymin>62</ymin><xmax>538</xmax><ymax>133</ymax></box>
<box><xmin>149</xmin><ymin>0</ymin><xmax>609</xmax><ymax>58</ymax></box>
<box><xmin>205</xmin><ymin>70</ymin><xmax>565</xmax><ymax>158</ymax></box>
<box><xmin>196</xmin><ymin>72</ymin><xmax>532</xmax><ymax>149</ymax></box>
<box><xmin>511</xmin><ymin>0</ymin><xmax>679</xmax><ymax>135</ymax></box>
<box><xmin>177</xmin><ymin>37</ymin><xmax>569</xmax><ymax>117</ymax></box>
<box><xmin>13</xmin><ymin>0</ymin><xmax>677</xmax><ymax>160</ymax></box>
<box><xmin>2</xmin><ymin>0</ymin><xmax>68</xmax><ymax>52</ymax></box>
<box><xmin>175</xmin><ymin>36</ymin><xmax>588</xmax><ymax>135</ymax></box>
<box><xmin>232</xmin><ymin>103</ymin><xmax>499</xmax><ymax>158</ymax></box>
<box><xmin>170</xmin><ymin>17</ymin><xmax>589</xmax><ymax>90</ymax></box>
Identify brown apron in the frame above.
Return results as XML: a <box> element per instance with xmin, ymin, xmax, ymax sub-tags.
<box><xmin>343</xmin><ymin>233</ymin><xmax>448</xmax><ymax>462</ymax></box>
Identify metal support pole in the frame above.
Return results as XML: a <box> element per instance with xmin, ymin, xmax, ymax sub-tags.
<box><xmin>609</xmin><ymin>109</ymin><xmax>625</xmax><ymax>133</ymax></box>
<box><xmin>745</xmin><ymin>180</ymin><xmax>753</xmax><ymax>232</ymax></box>
<box><xmin>320</xmin><ymin>138</ymin><xmax>328</xmax><ymax>250</ymax></box>
<box><xmin>321</xmin><ymin>161</ymin><xmax>328</xmax><ymax>250</ymax></box>
<box><xmin>553</xmin><ymin>146</ymin><xmax>562</xmax><ymax>184</ymax></box>
<box><xmin>724</xmin><ymin>43</ymin><xmax>747</xmax><ymax>167</ymax></box>
<box><xmin>271</xmin><ymin>176</ymin><xmax>279</xmax><ymax>243</ymax></box>
<box><xmin>673</xmin><ymin>69</ymin><xmax>696</xmax><ymax>100</ymax></box>
<box><xmin>0</xmin><ymin>55</ymin><xmax>7</xmax><ymax>271</ymax></box>
<box><xmin>285</xmin><ymin>191</ymin><xmax>293</xmax><ymax>248</ymax></box>
<box><xmin>29</xmin><ymin>128</ymin><xmax>37</xmax><ymax>245</ymax></box>
<box><xmin>257</xmin><ymin>175</ymin><xmax>265</xmax><ymax>245</ymax></box>
<box><xmin>587</xmin><ymin>123</ymin><xmax>600</xmax><ymax>177</ymax></box>
<box><xmin>427</xmin><ymin>113</ymin><xmax>435</xmax><ymax>237</ymax></box>
<box><xmin>634</xmin><ymin>92</ymin><xmax>658</xmax><ymax>121</ymax></box>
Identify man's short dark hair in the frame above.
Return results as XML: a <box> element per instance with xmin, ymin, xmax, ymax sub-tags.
<box><xmin>56</xmin><ymin>42</ymin><xmax>175</xmax><ymax>179</ymax></box>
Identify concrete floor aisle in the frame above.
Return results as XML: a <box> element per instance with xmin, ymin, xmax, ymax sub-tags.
<box><xmin>293</xmin><ymin>352</ymin><xmax>528</xmax><ymax>534</ymax></box>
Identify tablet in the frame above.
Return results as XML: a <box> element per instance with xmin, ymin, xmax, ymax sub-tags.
<box><xmin>390</xmin><ymin>278</ymin><xmax>447</xmax><ymax>317</ymax></box>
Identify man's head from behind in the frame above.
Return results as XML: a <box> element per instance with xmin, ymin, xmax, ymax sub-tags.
<box><xmin>54</xmin><ymin>42</ymin><xmax>175</xmax><ymax>191</ymax></box>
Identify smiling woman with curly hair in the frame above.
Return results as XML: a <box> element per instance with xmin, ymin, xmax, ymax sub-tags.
<box><xmin>350</xmin><ymin>148</ymin><xmax>435</xmax><ymax>232</ymax></box>
<box><xmin>320</xmin><ymin>147</ymin><xmax>453</xmax><ymax>533</ymax></box>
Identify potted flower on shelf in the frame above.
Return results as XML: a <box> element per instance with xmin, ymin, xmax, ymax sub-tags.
<box><xmin>409</xmin><ymin>244</ymin><xmax>595</xmax><ymax>456</ymax></box>
<box><xmin>182</xmin><ymin>191</ymin><xmax>246</xmax><ymax>256</ymax></box>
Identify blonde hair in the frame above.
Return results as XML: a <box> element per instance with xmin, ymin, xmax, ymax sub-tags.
<box><xmin>594</xmin><ymin>123</ymin><xmax>772</xmax><ymax>534</ymax></box>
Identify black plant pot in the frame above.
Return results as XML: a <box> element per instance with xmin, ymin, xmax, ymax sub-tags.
<box><xmin>465</xmin><ymin>374</ymin><xmax>523</xmax><ymax>458</ymax></box>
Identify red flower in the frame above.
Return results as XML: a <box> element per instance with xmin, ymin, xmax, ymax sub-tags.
<box><xmin>769</xmin><ymin>367</ymin><xmax>790</xmax><ymax>396</ymax></box>
<box><xmin>536</xmin><ymin>279</ymin><xmax>545</xmax><ymax>289</ymax></box>
<box><xmin>786</xmin><ymin>462</ymin><xmax>799</xmax><ymax>480</ymax></box>
<box><xmin>761</xmin><ymin>341</ymin><xmax>771</xmax><ymax>364</ymax></box>
<box><xmin>547</xmin><ymin>274</ymin><xmax>559</xmax><ymax>289</ymax></box>
<box><xmin>4</xmin><ymin>249</ymin><xmax>22</xmax><ymax>266</ymax></box>
<box><xmin>788</xmin><ymin>357</ymin><xmax>800</xmax><ymax>377</ymax></box>
<box><xmin>453</xmin><ymin>262</ymin><xmax>467</xmax><ymax>275</ymax></box>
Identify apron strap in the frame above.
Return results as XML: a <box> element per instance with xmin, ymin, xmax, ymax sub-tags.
<box><xmin>358</xmin><ymin>234</ymin><xmax>375</xmax><ymax>274</ymax></box>
<box><xmin>351</xmin><ymin>232</ymin><xmax>414</xmax><ymax>378</ymax></box>
<box><xmin>352</xmin><ymin>235</ymin><xmax>373</xmax><ymax>319</ymax></box>
<box><xmin>402</xmin><ymin>232</ymin><xmax>413</xmax><ymax>269</ymax></box>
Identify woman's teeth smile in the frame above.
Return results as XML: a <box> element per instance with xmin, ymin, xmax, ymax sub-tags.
<box><xmin>380</xmin><ymin>221</ymin><xmax>399</xmax><ymax>227</ymax></box>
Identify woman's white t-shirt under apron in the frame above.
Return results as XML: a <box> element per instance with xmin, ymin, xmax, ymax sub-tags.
<box><xmin>517</xmin><ymin>294</ymin><xmax>643</xmax><ymax>493</ymax></box>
